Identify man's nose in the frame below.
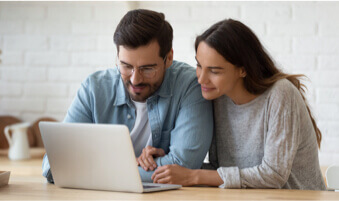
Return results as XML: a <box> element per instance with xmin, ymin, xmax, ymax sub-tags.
<box><xmin>130</xmin><ymin>69</ymin><xmax>143</xmax><ymax>85</ymax></box>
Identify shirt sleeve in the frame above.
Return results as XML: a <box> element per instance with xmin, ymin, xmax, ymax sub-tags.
<box><xmin>142</xmin><ymin>81</ymin><xmax>213</xmax><ymax>182</ymax></box>
<box><xmin>42</xmin><ymin>154</ymin><xmax>54</xmax><ymax>183</ymax></box>
<box><xmin>217</xmin><ymin>89</ymin><xmax>300</xmax><ymax>189</ymax></box>
<box><xmin>63</xmin><ymin>81</ymin><xmax>93</xmax><ymax>123</ymax></box>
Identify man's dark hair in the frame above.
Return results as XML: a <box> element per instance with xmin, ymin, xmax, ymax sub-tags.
<box><xmin>113</xmin><ymin>9</ymin><xmax>173</xmax><ymax>59</ymax></box>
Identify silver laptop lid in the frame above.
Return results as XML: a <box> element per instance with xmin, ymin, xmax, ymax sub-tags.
<box><xmin>40</xmin><ymin>122</ymin><xmax>144</xmax><ymax>193</ymax></box>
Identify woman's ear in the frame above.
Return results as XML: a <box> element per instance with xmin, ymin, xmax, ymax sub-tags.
<box><xmin>165</xmin><ymin>49</ymin><xmax>174</xmax><ymax>69</ymax></box>
<box><xmin>239</xmin><ymin>67</ymin><xmax>247</xmax><ymax>78</ymax></box>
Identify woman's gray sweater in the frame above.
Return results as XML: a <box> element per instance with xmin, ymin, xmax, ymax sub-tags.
<box><xmin>204</xmin><ymin>79</ymin><xmax>326</xmax><ymax>190</ymax></box>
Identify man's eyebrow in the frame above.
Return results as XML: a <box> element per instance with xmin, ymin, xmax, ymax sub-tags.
<box><xmin>139</xmin><ymin>63</ymin><xmax>157</xmax><ymax>68</ymax></box>
<box><xmin>119</xmin><ymin>60</ymin><xmax>157</xmax><ymax>68</ymax></box>
<box><xmin>119</xmin><ymin>60</ymin><xmax>132</xmax><ymax>66</ymax></box>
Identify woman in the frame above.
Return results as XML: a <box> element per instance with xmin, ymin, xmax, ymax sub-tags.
<box><xmin>150</xmin><ymin>19</ymin><xmax>326</xmax><ymax>190</ymax></box>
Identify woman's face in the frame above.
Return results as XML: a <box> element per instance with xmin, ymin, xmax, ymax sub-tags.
<box><xmin>196</xmin><ymin>42</ymin><xmax>246</xmax><ymax>100</ymax></box>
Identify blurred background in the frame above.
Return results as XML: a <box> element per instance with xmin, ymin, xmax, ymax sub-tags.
<box><xmin>0</xmin><ymin>1</ymin><xmax>338</xmax><ymax>166</ymax></box>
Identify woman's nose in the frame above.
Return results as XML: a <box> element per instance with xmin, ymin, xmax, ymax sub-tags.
<box><xmin>197</xmin><ymin>69</ymin><xmax>208</xmax><ymax>85</ymax></box>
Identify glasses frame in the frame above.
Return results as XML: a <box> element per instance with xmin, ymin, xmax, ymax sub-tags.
<box><xmin>117</xmin><ymin>56</ymin><xmax>167</xmax><ymax>79</ymax></box>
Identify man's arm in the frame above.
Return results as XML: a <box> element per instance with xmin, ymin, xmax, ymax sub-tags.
<box><xmin>139</xmin><ymin>81</ymin><xmax>214</xmax><ymax>182</ymax></box>
<box><xmin>63</xmin><ymin>82</ymin><xmax>93</xmax><ymax>123</ymax></box>
<box><xmin>42</xmin><ymin>154</ymin><xmax>54</xmax><ymax>183</ymax></box>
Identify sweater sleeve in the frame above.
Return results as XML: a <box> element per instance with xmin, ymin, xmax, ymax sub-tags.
<box><xmin>217</xmin><ymin>85</ymin><xmax>301</xmax><ymax>189</ymax></box>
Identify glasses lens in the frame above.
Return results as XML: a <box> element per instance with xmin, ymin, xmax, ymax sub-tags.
<box><xmin>118</xmin><ymin>65</ymin><xmax>132</xmax><ymax>76</ymax></box>
<box><xmin>141</xmin><ymin>68</ymin><xmax>156</xmax><ymax>78</ymax></box>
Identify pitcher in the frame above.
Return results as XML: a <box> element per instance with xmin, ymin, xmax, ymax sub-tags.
<box><xmin>4</xmin><ymin>122</ymin><xmax>31</xmax><ymax>160</ymax></box>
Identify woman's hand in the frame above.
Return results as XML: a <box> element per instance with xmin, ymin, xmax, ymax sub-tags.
<box><xmin>137</xmin><ymin>146</ymin><xmax>165</xmax><ymax>171</ymax></box>
<box><xmin>151</xmin><ymin>164</ymin><xmax>197</xmax><ymax>186</ymax></box>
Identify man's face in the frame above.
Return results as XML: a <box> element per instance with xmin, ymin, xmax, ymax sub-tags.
<box><xmin>118</xmin><ymin>40</ymin><xmax>172</xmax><ymax>102</ymax></box>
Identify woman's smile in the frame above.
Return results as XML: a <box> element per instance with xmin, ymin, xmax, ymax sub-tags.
<box><xmin>201</xmin><ymin>85</ymin><xmax>216</xmax><ymax>92</ymax></box>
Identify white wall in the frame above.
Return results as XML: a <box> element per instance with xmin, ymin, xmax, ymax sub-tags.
<box><xmin>0</xmin><ymin>1</ymin><xmax>338</xmax><ymax>166</ymax></box>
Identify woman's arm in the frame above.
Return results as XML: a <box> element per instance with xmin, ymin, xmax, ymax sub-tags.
<box><xmin>195</xmin><ymin>169</ymin><xmax>224</xmax><ymax>186</ymax></box>
<box><xmin>151</xmin><ymin>164</ymin><xmax>223</xmax><ymax>186</ymax></box>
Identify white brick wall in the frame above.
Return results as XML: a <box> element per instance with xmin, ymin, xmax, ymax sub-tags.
<box><xmin>0</xmin><ymin>1</ymin><xmax>339</xmax><ymax>166</ymax></box>
<box><xmin>1</xmin><ymin>51</ymin><xmax>23</xmax><ymax>65</ymax></box>
<box><xmin>4</xmin><ymin>35</ymin><xmax>49</xmax><ymax>51</ymax></box>
<box><xmin>51</xmin><ymin>35</ymin><xmax>97</xmax><ymax>51</ymax></box>
<box><xmin>0</xmin><ymin>82</ymin><xmax>21</xmax><ymax>96</ymax></box>
<box><xmin>25</xmin><ymin>52</ymin><xmax>70</xmax><ymax>66</ymax></box>
<box><xmin>1</xmin><ymin>67</ymin><xmax>47</xmax><ymax>81</ymax></box>
<box><xmin>0</xmin><ymin>5</ymin><xmax>46</xmax><ymax>20</ymax></box>
<box><xmin>24</xmin><ymin>83</ymin><xmax>68</xmax><ymax>97</ymax></box>
<box><xmin>0</xmin><ymin>21</ymin><xmax>24</xmax><ymax>34</ymax></box>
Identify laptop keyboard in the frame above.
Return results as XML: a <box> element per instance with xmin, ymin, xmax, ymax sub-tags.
<box><xmin>143</xmin><ymin>185</ymin><xmax>162</xmax><ymax>189</ymax></box>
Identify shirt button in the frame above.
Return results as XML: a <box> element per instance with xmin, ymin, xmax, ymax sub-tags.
<box><xmin>127</xmin><ymin>114</ymin><xmax>131</xmax><ymax>119</ymax></box>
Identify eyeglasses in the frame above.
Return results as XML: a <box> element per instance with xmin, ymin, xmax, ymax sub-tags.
<box><xmin>117</xmin><ymin>56</ymin><xmax>167</xmax><ymax>79</ymax></box>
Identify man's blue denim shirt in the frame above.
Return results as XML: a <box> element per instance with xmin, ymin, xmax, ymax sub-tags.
<box><xmin>42</xmin><ymin>60</ymin><xmax>213</xmax><ymax>183</ymax></box>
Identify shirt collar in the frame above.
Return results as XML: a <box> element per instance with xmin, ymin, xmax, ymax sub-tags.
<box><xmin>114</xmin><ymin>75</ymin><xmax>131</xmax><ymax>106</ymax></box>
<box><xmin>150</xmin><ymin>66</ymin><xmax>173</xmax><ymax>98</ymax></box>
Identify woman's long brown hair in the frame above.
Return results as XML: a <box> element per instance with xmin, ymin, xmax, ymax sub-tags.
<box><xmin>195</xmin><ymin>19</ymin><xmax>322</xmax><ymax>148</ymax></box>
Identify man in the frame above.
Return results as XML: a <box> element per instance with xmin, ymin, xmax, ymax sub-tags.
<box><xmin>42</xmin><ymin>9</ymin><xmax>213</xmax><ymax>183</ymax></box>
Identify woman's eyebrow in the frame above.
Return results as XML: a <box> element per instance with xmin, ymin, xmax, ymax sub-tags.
<box><xmin>207</xmin><ymin>66</ymin><xmax>224</xmax><ymax>70</ymax></box>
<box><xmin>195</xmin><ymin>56</ymin><xmax>200</xmax><ymax>64</ymax></box>
<box><xmin>195</xmin><ymin>57</ymin><xmax>223</xmax><ymax>69</ymax></box>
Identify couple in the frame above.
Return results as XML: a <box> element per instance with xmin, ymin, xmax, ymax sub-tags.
<box><xmin>42</xmin><ymin>9</ymin><xmax>326</xmax><ymax>190</ymax></box>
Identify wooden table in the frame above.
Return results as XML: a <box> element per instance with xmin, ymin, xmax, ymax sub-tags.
<box><xmin>0</xmin><ymin>150</ymin><xmax>338</xmax><ymax>200</ymax></box>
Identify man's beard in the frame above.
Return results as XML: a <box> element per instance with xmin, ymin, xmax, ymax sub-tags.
<box><xmin>125</xmin><ymin>81</ymin><xmax>159</xmax><ymax>102</ymax></box>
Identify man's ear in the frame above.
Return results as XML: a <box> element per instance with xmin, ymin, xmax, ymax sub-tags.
<box><xmin>165</xmin><ymin>49</ymin><xmax>174</xmax><ymax>69</ymax></box>
<box><xmin>240</xmin><ymin>67</ymin><xmax>247</xmax><ymax>78</ymax></box>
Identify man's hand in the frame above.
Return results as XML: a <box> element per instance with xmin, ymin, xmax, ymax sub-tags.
<box><xmin>137</xmin><ymin>146</ymin><xmax>165</xmax><ymax>171</ymax></box>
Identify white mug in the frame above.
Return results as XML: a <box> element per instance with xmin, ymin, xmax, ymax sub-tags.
<box><xmin>4</xmin><ymin>122</ymin><xmax>31</xmax><ymax>160</ymax></box>
<box><xmin>326</xmin><ymin>165</ymin><xmax>339</xmax><ymax>190</ymax></box>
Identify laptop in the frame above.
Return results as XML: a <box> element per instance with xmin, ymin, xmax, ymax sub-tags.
<box><xmin>39</xmin><ymin>122</ymin><xmax>182</xmax><ymax>193</ymax></box>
